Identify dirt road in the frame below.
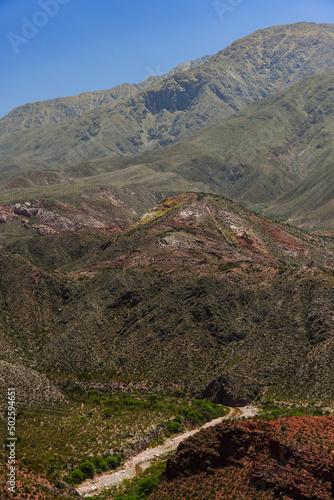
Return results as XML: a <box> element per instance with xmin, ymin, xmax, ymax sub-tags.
<box><xmin>77</xmin><ymin>405</ymin><xmax>258</xmax><ymax>497</ymax></box>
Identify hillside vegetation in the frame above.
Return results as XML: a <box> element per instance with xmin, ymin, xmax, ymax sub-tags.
<box><xmin>2</xmin><ymin>52</ymin><xmax>334</xmax><ymax>230</ymax></box>
<box><xmin>1</xmin><ymin>23</ymin><xmax>334</xmax><ymax>173</ymax></box>
<box><xmin>1</xmin><ymin>193</ymin><xmax>333</xmax><ymax>406</ymax></box>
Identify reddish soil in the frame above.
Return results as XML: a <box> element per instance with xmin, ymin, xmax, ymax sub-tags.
<box><xmin>260</xmin><ymin>220</ymin><xmax>307</xmax><ymax>256</ymax></box>
<box><xmin>153</xmin><ymin>416</ymin><xmax>334</xmax><ymax>499</ymax></box>
<box><xmin>0</xmin><ymin>205</ymin><xmax>17</xmax><ymax>224</ymax></box>
<box><xmin>0</xmin><ymin>453</ymin><xmax>78</xmax><ymax>500</ymax></box>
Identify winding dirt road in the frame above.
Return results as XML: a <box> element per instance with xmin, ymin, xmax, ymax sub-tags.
<box><xmin>77</xmin><ymin>406</ymin><xmax>258</xmax><ymax>498</ymax></box>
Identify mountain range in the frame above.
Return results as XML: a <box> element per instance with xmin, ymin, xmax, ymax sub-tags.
<box><xmin>1</xmin><ymin>21</ymin><xmax>334</xmax><ymax>500</ymax></box>
<box><xmin>1</xmin><ymin>20</ymin><xmax>334</xmax><ymax>402</ymax></box>
<box><xmin>0</xmin><ymin>22</ymin><xmax>334</xmax><ymax>230</ymax></box>
<box><xmin>0</xmin><ymin>56</ymin><xmax>210</xmax><ymax>139</ymax></box>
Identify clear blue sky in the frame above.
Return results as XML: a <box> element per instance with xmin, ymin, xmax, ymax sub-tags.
<box><xmin>1</xmin><ymin>0</ymin><xmax>334</xmax><ymax>118</ymax></box>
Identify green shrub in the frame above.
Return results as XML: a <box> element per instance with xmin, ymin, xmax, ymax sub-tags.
<box><xmin>103</xmin><ymin>408</ymin><xmax>113</xmax><ymax>418</ymax></box>
<box><xmin>179</xmin><ymin>407</ymin><xmax>205</xmax><ymax>425</ymax></box>
<box><xmin>88</xmin><ymin>390</ymin><xmax>99</xmax><ymax>396</ymax></box>
<box><xmin>104</xmin><ymin>398</ymin><xmax>116</xmax><ymax>406</ymax></box>
<box><xmin>79</xmin><ymin>461</ymin><xmax>95</xmax><ymax>478</ymax></box>
<box><xmin>70</xmin><ymin>469</ymin><xmax>84</xmax><ymax>484</ymax></box>
<box><xmin>167</xmin><ymin>421</ymin><xmax>181</xmax><ymax>433</ymax></box>
<box><xmin>197</xmin><ymin>401</ymin><xmax>214</xmax><ymax>412</ymax></box>
<box><xmin>106</xmin><ymin>456</ymin><xmax>120</xmax><ymax>469</ymax></box>
<box><xmin>152</xmin><ymin>402</ymin><xmax>168</xmax><ymax>410</ymax></box>
<box><xmin>122</xmin><ymin>398</ymin><xmax>144</xmax><ymax>408</ymax></box>
<box><xmin>147</xmin><ymin>394</ymin><xmax>159</xmax><ymax>404</ymax></box>
<box><xmin>93</xmin><ymin>457</ymin><xmax>108</xmax><ymax>471</ymax></box>
<box><xmin>90</xmin><ymin>396</ymin><xmax>100</xmax><ymax>405</ymax></box>
<box><xmin>115</xmin><ymin>495</ymin><xmax>139</xmax><ymax>500</ymax></box>
<box><xmin>137</xmin><ymin>474</ymin><xmax>160</xmax><ymax>495</ymax></box>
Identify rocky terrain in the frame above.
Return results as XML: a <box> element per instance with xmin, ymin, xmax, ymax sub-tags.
<box><xmin>153</xmin><ymin>416</ymin><xmax>334</xmax><ymax>499</ymax></box>
<box><xmin>0</xmin><ymin>193</ymin><xmax>333</xmax><ymax>407</ymax></box>
<box><xmin>0</xmin><ymin>452</ymin><xmax>80</xmax><ymax>500</ymax></box>
<box><xmin>0</xmin><ymin>361</ymin><xmax>66</xmax><ymax>411</ymax></box>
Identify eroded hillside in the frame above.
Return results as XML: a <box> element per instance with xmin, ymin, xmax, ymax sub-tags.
<box><xmin>1</xmin><ymin>193</ymin><xmax>333</xmax><ymax>406</ymax></box>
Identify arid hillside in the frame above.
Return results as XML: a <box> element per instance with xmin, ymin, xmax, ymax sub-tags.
<box><xmin>1</xmin><ymin>193</ymin><xmax>333</xmax><ymax>406</ymax></box>
<box><xmin>153</xmin><ymin>415</ymin><xmax>334</xmax><ymax>499</ymax></box>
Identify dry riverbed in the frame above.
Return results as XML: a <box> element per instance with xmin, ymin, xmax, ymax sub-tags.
<box><xmin>77</xmin><ymin>406</ymin><xmax>258</xmax><ymax>497</ymax></box>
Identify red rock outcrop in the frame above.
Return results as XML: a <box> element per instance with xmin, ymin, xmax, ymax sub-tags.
<box><xmin>0</xmin><ymin>204</ymin><xmax>17</xmax><ymax>223</ymax></box>
<box><xmin>156</xmin><ymin>416</ymin><xmax>334</xmax><ymax>499</ymax></box>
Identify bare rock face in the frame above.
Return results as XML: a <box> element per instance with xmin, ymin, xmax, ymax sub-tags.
<box><xmin>0</xmin><ymin>204</ymin><xmax>17</xmax><ymax>223</ymax></box>
<box><xmin>203</xmin><ymin>375</ymin><xmax>251</xmax><ymax>406</ymax></box>
<box><xmin>13</xmin><ymin>204</ymin><xmax>40</xmax><ymax>217</ymax></box>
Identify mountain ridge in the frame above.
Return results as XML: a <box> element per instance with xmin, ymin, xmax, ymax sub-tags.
<box><xmin>1</xmin><ymin>70</ymin><xmax>334</xmax><ymax>231</ymax></box>
<box><xmin>1</xmin><ymin>22</ymin><xmax>334</xmax><ymax>174</ymax></box>
<box><xmin>0</xmin><ymin>56</ymin><xmax>210</xmax><ymax>138</ymax></box>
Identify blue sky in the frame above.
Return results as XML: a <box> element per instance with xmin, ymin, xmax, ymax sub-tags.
<box><xmin>1</xmin><ymin>0</ymin><xmax>334</xmax><ymax>118</ymax></box>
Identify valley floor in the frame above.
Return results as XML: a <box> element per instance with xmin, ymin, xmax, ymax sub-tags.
<box><xmin>77</xmin><ymin>406</ymin><xmax>258</xmax><ymax>497</ymax></box>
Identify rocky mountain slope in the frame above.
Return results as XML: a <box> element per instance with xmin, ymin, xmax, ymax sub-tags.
<box><xmin>109</xmin><ymin>69</ymin><xmax>334</xmax><ymax>230</ymax></box>
<box><xmin>0</xmin><ymin>56</ymin><xmax>209</xmax><ymax>139</ymax></box>
<box><xmin>1</xmin><ymin>193</ymin><xmax>333</xmax><ymax>406</ymax></box>
<box><xmin>154</xmin><ymin>415</ymin><xmax>334</xmax><ymax>499</ymax></box>
<box><xmin>1</xmin><ymin>23</ymin><xmax>334</xmax><ymax>172</ymax></box>
<box><xmin>2</xmin><ymin>49</ymin><xmax>334</xmax><ymax>232</ymax></box>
